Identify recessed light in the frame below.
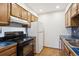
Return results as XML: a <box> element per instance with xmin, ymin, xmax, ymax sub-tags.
<box><xmin>56</xmin><ymin>5</ymin><xmax>60</xmax><ymax>9</ymax></box>
<box><xmin>39</xmin><ymin>9</ymin><xmax>43</xmax><ymax>12</ymax></box>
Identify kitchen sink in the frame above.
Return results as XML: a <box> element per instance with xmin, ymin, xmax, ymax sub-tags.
<box><xmin>66</xmin><ymin>39</ymin><xmax>79</xmax><ymax>48</ymax></box>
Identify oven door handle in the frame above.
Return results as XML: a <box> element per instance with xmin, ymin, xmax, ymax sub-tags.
<box><xmin>22</xmin><ymin>41</ymin><xmax>33</xmax><ymax>46</ymax></box>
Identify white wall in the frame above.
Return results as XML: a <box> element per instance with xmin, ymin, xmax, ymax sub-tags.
<box><xmin>38</xmin><ymin>11</ymin><xmax>71</xmax><ymax>48</ymax></box>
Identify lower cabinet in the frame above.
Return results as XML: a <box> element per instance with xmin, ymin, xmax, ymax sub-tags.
<box><xmin>0</xmin><ymin>45</ymin><xmax>16</xmax><ymax>56</ymax></box>
<box><xmin>64</xmin><ymin>45</ymin><xmax>70</xmax><ymax>55</ymax></box>
<box><xmin>60</xmin><ymin>39</ymin><xmax>76</xmax><ymax>56</ymax></box>
<box><xmin>69</xmin><ymin>50</ymin><xmax>76</xmax><ymax>56</ymax></box>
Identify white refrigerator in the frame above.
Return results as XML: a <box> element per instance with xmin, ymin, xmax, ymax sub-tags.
<box><xmin>28</xmin><ymin>21</ymin><xmax>44</xmax><ymax>53</ymax></box>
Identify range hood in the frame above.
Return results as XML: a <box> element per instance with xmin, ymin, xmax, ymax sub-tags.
<box><xmin>10</xmin><ymin>16</ymin><xmax>29</xmax><ymax>25</ymax></box>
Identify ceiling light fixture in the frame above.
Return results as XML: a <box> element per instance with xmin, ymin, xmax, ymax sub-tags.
<box><xmin>56</xmin><ymin>5</ymin><xmax>60</xmax><ymax>9</ymax></box>
<box><xmin>39</xmin><ymin>9</ymin><xmax>43</xmax><ymax>12</ymax></box>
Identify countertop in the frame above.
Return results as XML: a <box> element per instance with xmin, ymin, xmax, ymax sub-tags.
<box><xmin>60</xmin><ymin>35</ymin><xmax>79</xmax><ymax>40</ymax></box>
<box><xmin>0</xmin><ymin>36</ymin><xmax>35</xmax><ymax>49</ymax></box>
<box><xmin>0</xmin><ymin>41</ymin><xmax>17</xmax><ymax>49</ymax></box>
<box><xmin>60</xmin><ymin>35</ymin><xmax>79</xmax><ymax>56</ymax></box>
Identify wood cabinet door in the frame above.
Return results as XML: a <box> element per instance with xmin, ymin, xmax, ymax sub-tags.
<box><xmin>77</xmin><ymin>3</ymin><xmax>79</xmax><ymax>14</ymax></box>
<box><xmin>27</xmin><ymin>12</ymin><xmax>32</xmax><ymax>27</ymax></box>
<box><xmin>11</xmin><ymin>3</ymin><xmax>22</xmax><ymax>18</ymax></box>
<box><xmin>71</xmin><ymin>3</ymin><xmax>77</xmax><ymax>18</ymax></box>
<box><xmin>65</xmin><ymin>11</ymin><xmax>68</xmax><ymax>27</ymax></box>
<box><xmin>64</xmin><ymin>45</ymin><xmax>70</xmax><ymax>55</ymax></box>
<box><xmin>0</xmin><ymin>45</ymin><xmax>16</xmax><ymax>56</ymax></box>
<box><xmin>67</xmin><ymin>8</ymin><xmax>71</xmax><ymax>27</ymax></box>
<box><xmin>34</xmin><ymin>16</ymin><xmax>38</xmax><ymax>22</ymax></box>
<box><xmin>22</xmin><ymin>8</ymin><xmax>28</xmax><ymax>20</ymax></box>
<box><xmin>28</xmin><ymin>12</ymin><xmax>31</xmax><ymax>22</ymax></box>
<box><xmin>31</xmin><ymin>15</ymin><xmax>35</xmax><ymax>22</ymax></box>
<box><xmin>69</xmin><ymin>51</ymin><xmax>75</xmax><ymax>56</ymax></box>
<box><xmin>0</xmin><ymin>3</ymin><xmax>10</xmax><ymax>25</ymax></box>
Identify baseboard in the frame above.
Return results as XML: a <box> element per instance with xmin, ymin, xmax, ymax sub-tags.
<box><xmin>34</xmin><ymin>47</ymin><xmax>44</xmax><ymax>54</ymax></box>
<box><xmin>44</xmin><ymin>46</ymin><xmax>60</xmax><ymax>50</ymax></box>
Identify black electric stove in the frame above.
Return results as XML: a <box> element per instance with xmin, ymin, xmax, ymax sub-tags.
<box><xmin>4</xmin><ymin>31</ymin><xmax>34</xmax><ymax>56</ymax></box>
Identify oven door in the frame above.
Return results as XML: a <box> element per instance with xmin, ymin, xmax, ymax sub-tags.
<box><xmin>23</xmin><ymin>40</ymin><xmax>34</xmax><ymax>56</ymax></box>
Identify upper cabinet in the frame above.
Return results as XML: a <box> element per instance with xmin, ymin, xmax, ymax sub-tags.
<box><xmin>11</xmin><ymin>3</ymin><xmax>38</xmax><ymax>22</ymax></box>
<box><xmin>21</xmin><ymin>8</ymin><xmax>28</xmax><ymax>20</ymax></box>
<box><xmin>71</xmin><ymin>3</ymin><xmax>77</xmax><ymax>18</ymax></box>
<box><xmin>27</xmin><ymin>12</ymin><xmax>32</xmax><ymax>28</ymax></box>
<box><xmin>31</xmin><ymin>15</ymin><xmax>35</xmax><ymax>22</ymax></box>
<box><xmin>65</xmin><ymin>11</ymin><xmax>68</xmax><ymax>27</ymax></box>
<box><xmin>65</xmin><ymin>8</ymin><xmax>71</xmax><ymax>27</ymax></box>
<box><xmin>77</xmin><ymin>4</ymin><xmax>79</xmax><ymax>14</ymax></box>
<box><xmin>28</xmin><ymin>12</ymin><xmax>32</xmax><ymax>22</ymax></box>
<box><xmin>0</xmin><ymin>3</ymin><xmax>38</xmax><ymax>26</ymax></box>
<box><xmin>11</xmin><ymin>3</ymin><xmax>22</xmax><ymax>18</ymax></box>
<box><xmin>65</xmin><ymin>3</ymin><xmax>79</xmax><ymax>28</ymax></box>
<box><xmin>0</xmin><ymin>3</ymin><xmax>10</xmax><ymax>25</ymax></box>
<box><xmin>31</xmin><ymin>15</ymin><xmax>38</xmax><ymax>22</ymax></box>
<box><xmin>34</xmin><ymin>16</ymin><xmax>38</xmax><ymax>22</ymax></box>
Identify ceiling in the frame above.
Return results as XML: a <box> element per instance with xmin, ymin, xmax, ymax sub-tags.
<box><xmin>24</xmin><ymin>3</ymin><xmax>68</xmax><ymax>15</ymax></box>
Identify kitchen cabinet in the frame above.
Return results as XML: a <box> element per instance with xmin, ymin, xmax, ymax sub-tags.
<box><xmin>22</xmin><ymin>11</ymin><xmax>32</xmax><ymax>28</ymax></box>
<box><xmin>0</xmin><ymin>45</ymin><xmax>16</xmax><ymax>56</ymax></box>
<box><xmin>31</xmin><ymin>15</ymin><xmax>35</xmax><ymax>22</ymax></box>
<box><xmin>0</xmin><ymin>3</ymin><xmax>10</xmax><ymax>25</ymax></box>
<box><xmin>64</xmin><ymin>44</ymin><xmax>70</xmax><ymax>55</ymax></box>
<box><xmin>27</xmin><ymin>12</ymin><xmax>32</xmax><ymax>22</ymax></box>
<box><xmin>67</xmin><ymin>8</ymin><xmax>71</xmax><ymax>27</ymax></box>
<box><xmin>11</xmin><ymin>3</ymin><xmax>22</xmax><ymax>18</ymax></box>
<box><xmin>22</xmin><ymin>8</ymin><xmax>28</xmax><ymax>20</ymax></box>
<box><xmin>65</xmin><ymin>4</ymin><xmax>79</xmax><ymax>27</ymax></box>
<box><xmin>60</xmin><ymin>39</ymin><xmax>65</xmax><ymax>55</ymax></box>
<box><xmin>60</xmin><ymin>38</ymin><xmax>76</xmax><ymax>56</ymax></box>
<box><xmin>27</xmin><ymin>12</ymin><xmax>32</xmax><ymax>27</ymax></box>
<box><xmin>65</xmin><ymin>11</ymin><xmax>68</xmax><ymax>27</ymax></box>
<box><xmin>71</xmin><ymin>3</ymin><xmax>78</xmax><ymax>18</ymax></box>
<box><xmin>69</xmin><ymin>51</ymin><xmax>75</xmax><ymax>56</ymax></box>
<box><xmin>11</xmin><ymin>3</ymin><xmax>38</xmax><ymax>22</ymax></box>
<box><xmin>60</xmin><ymin>40</ymin><xmax>69</xmax><ymax>56</ymax></box>
<box><xmin>77</xmin><ymin>3</ymin><xmax>79</xmax><ymax>14</ymax></box>
<box><xmin>34</xmin><ymin>16</ymin><xmax>38</xmax><ymax>21</ymax></box>
<box><xmin>31</xmin><ymin>15</ymin><xmax>38</xmax><ymax>22</ymax></box>
<box><xmin>63</xmin><ymin>43</ymin><xmax>75</xmax><ymax>56</ymax></box>
<box><xmin>0</xmin><ymin>3</ymin><xmax>38</xmax><ymax>26</ymax></box>
<box><xmin>65</xmin><ymin>7</ymin><xmax>72</xmax><ymax>27</ymax></box>
<box><xmin>32</xmin><ymin>15</ymin><xmax>38</xmax><ymax>21</ymax></box>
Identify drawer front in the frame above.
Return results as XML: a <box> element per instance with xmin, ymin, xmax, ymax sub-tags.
<box><xmin>0</xmin><ymin>45</ymin><xmax>16</xmax><ymax>52</ymax></box>
<box><xmin>10</xmin><ymin>53</ymin><xmax>16</xmax><ymax>56</ymax></box>
<box><xmin>0</xmin><ymin>46</ymin><xmax>16</xmax><ymax>56</ymax></box>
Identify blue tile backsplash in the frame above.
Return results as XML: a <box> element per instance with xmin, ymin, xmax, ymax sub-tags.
<box><xmin>71</xmin><ymin>27</ymin><xmax>79</xmax><ymax>38</ymax></box>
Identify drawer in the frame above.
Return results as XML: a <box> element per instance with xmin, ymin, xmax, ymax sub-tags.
<box><xmin>0</xmin><ymin>45</ymin><xmax>16</xmax><ymax>53</ymax></box>
<box><xmin>0</xmin><ymin>46</ymin><xmax>16</xmax><ymax>56</ymax></box>
<box><xmin>10</xmin><ymin>53</ymin><xmax>16</xmax><ymax>56</ymax></box>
